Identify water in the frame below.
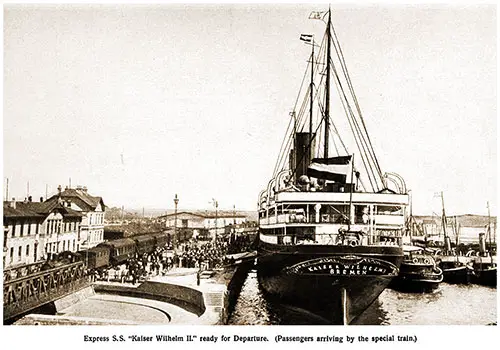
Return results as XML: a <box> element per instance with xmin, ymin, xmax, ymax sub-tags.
<box><xmin>227</xmin><ymin>269</ymin><xmax>497</xmax><ymax>325</ymax></box>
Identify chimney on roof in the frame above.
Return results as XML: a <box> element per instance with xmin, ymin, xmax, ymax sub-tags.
<box><xmin>82</xmin><ymin>186</ymin><xmax>88</xmax><ymax>193</ymax></box>
<box><xmin>65</xmin><ymin>186</ymin><xmax>69</xmax><ymax>190</ymax></box>
<box><xmin>57</xmin><ymin>185</ymin><xmax>62</xmax><ymax>194</ymax></box>
<box><xmin>40</xmin><ymin>197</ymin><xmax>44</xmax><ymax>202</ymax></box>
<box><xmin>9</xmin><ymin>199</ymin><xmax>16</xmax><ymax>209</ymax></box>
<box><xmin>28</xmin><ymin>196</ymin><xmax>32</xmax><ymax>202</ymax></box>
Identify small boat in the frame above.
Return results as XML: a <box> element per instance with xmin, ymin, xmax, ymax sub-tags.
<box><xmin>433</xmin><ymin>192</ymin><xmax>473</xmax><ymax>284</ymax></box>
<box><xmin>470</xmin><ymin>203</ymin><xmax>497</xmax><ymax>288</ymax></box>
<box><xmin>437</xmin><ymin>254</ymin><xmax>473</xmax><ymax>284</ymax></box>
<box><xmin>471</xmin><ymin>254</ymin><xmax>496</xmax><ymax>287</ymax></box>
<box><xmin>390</xmin><ymin>245</ymin><xmax>443</xmax><ymax>292</ymax></box>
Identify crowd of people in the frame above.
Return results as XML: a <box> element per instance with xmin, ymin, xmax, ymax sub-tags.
<box><xmin>180</xmin><ymin>237</ymin><xmax>228</xmax><ymax>269</ymax></box>
<box><xmin>91</xmin><ymin>232</ymin><xmax>256</xmax><ymax>284</ymax></box>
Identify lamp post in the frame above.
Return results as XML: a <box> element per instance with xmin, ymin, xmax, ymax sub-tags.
<box><xmin>174</xmin><ymin>194</ymin><xmax>179</xmax><ymax>247</ymax></box>
<box><xmin>212</xmin><ymin>198</ymin><xmax>218</xmax><ymax>242</ymax></box>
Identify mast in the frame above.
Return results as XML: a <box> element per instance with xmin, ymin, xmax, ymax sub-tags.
<box><xmin>440</xmin><ymin>191</ymin><xmax>448</xmax><ymax>250</ymax></box>
<box><xmin>348</xmin><ymin>154</ymin><xmax>354</xmax><ymax>229</ymax></box>
<box><xmin>324</xmin><ymin>8</ymin><xmax>331</xmax><ymax>160</ymax></box>
<box><xmin>454</xmin><ymin>215</ymin><xmax>459</xmax><ymax>260</ymax></box>
<box><xmin>309</xmin><ymin>37</ymin><xmax>314</xmax><ymax>142</ymax></box>
<box><xmin>487</xmin><ymin>201</ymin><xmax>492</xmax><ymax>261</ymax></box>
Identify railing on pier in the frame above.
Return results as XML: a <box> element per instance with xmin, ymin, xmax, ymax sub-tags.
<box><xmin>3</xmin><ymin>261</ymin><xmax>90</xmax><ymax>322</ymax></box>
<box><xmin>3</xmin><ymin>261</ymin><xmax>47</xmax><ymax>282</ymax></box>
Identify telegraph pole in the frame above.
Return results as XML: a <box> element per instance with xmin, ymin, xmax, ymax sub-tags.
<box><xmin>174</xmin><ymin>194</ymin><xmax>179</xmax><ymax>246</ymax></box>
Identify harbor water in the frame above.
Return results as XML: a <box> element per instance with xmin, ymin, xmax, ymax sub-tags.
<box><xmin>227</xmin><ymin>269</ymin><xmax>497</xmax><ymax>325</ymax></box>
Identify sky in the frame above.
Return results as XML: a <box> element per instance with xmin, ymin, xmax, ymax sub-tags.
<box><xmin>2</xmin><ymin>3</ymin><xmax>497</xmax><ymax>216</ymax></box>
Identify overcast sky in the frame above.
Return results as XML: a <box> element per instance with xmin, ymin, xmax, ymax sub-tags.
<box><xmin>2</xmin><ymin>3</ymin><xmax>496</xmax><ymax>215</ymax></box>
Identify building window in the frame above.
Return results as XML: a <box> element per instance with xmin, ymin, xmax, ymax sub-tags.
<box><xmin>27</xmin><ymin>222</ymin><xmax>31</xmax><ymax>236</ymax></box>
<box><xmin>26</xmin><ymin>245</ymin><xmax>30</xmax><ymax>257</ymax></box>
<box><xmin>18</xmin><ymin>246</ymin><xmax>22</xmax><ymax>261</ymax></box>
<box><xmin>12</xmin><ymin>224</ymin><xmax>16</xmax><ymax>237</ymax></box>
<box><xmin>10</xmin><ymin>247</ymin><xmax>14</xmax><ymax>262</ymax></box>
<box><xmin>20</xmin><ymin>222</ymin><xmax>24</xmax><ymax>237</ymax></box>
<box><xmin>36</xmin><ymin>223</ymin><xmax>39</xmax><ymax>234</ymax></box>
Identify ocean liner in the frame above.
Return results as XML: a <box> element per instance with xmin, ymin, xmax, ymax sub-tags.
<box><xmin>256</xmin><ymin>9</ymin><xmax>409</xmax><ymax>324</ymax></box>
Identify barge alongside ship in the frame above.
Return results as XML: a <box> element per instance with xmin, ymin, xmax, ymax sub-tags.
<box><xmin>256</xmin><ymin>8</ymin><xmax>409</xmax><ymax>324</ymax></box>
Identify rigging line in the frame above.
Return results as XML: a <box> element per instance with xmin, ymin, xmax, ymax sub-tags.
<box><xmin>328</xmin><ymin>53</ymin><xmax>381</xmax><ymax>191</ymax></box>
<box><xmin>330</xmin><ymin>24</ymin><xmax>385</xmax><ymax>183</ymax></box>
<box><xmin>274</xmin><ymin>74</ymin><xmax>318</xmax><ymax>175</ymax></box>
<box><xmin>272</xmin><ymin>114</ymin><xmax>294</xmax><ymax>177</ymax></box>
<box><xmin>317</xmin><ymin>95</ymin><xmax>368</xmax><ymax>192</ymax></box>
<box><xmin>273</xmin><ymin>91</ymin><xmax>309</xmax><ymax>176</ymax></box>
<box><xmin>292</xmin><ymin>54</ymin><xmax>314</xmax><ymax>113</ymax></box>
<box><xmin>275</xmin><ymin>100</ymin><xmax>310</xmax><ymax>176</ymax></box>
<box><xmin>317</xmin><ymin>94</ymin><xmax>349</xmax><ymax>156</ymax></box>
<box><xmin>329</xmin><ymin>57</ymin><xmax>377</xmax><ymax>191</ymax></box>
<box><xmin>327</xmin><ymin>48</ymin><xmax>381</xmax><ymax>190</ymax></box>
<box><xmin>273</xmin><ymin>49</ymin><xmax>319</xmax><ymax>177</ymax></box>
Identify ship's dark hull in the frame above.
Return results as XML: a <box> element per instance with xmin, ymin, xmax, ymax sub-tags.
<box><xmin>389</xmin><ymin>263</ymin><xmax>443</xmax><ymax>293</ymax></box>
<box><xmin>257</xmin><ymin>240</ymin><xmax>403</xmax><ymax>324</ymax></box>
<box><xmin>471</xmin><ymin>267</ymin><xmax>497</xmax><ymax>287</ymax></box>
<box><xmin>441</xmin><ymin>265</ymin><xmax>473</xmax><ymax>284</ymax></box>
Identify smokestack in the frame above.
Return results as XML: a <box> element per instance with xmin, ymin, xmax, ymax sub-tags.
<box><xmin>479</xmin><ymin>232</ymin><xmax>486</xmax><ymax>255</ymax></box>
<box><xmin>444</xmin><ymin>236</ymin><xmax>452</xmax><ymax>252</ymax></box>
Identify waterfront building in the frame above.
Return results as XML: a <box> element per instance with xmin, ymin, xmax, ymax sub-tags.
<box><xmin>158</xmin><ymin>210</ymin><xmax>248</xmax><ymax>239</ymax></box>
<box><xmin>45</xmin><ymin>186</ymin><xmax>105</xmax><ymax>249</ymax></box>
<box><xmin>3</xmin><ymin>198</ymin><xmax>82</xmax><ymax>268</ymax></box>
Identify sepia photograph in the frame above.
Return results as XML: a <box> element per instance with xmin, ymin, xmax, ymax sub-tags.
<box><xmin>1</xmin><ymin>2</ymin><xmax>497</xmax><ymax>339</ymax></box>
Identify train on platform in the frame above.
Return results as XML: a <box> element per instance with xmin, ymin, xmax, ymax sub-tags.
<box><xmin>47</xmin><ymin>231</ymin><xmax>171</xmax><ymax>271</ymax></box>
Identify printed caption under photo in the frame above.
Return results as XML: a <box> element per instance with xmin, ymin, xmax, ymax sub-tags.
<box><xmin>83</xmin><ymin>333</ymin><xmax>418</xmax><ymax>344</ymax></box>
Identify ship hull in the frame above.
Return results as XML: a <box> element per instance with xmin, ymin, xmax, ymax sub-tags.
<box><xmin>471</xmin><ymin>267</ymin><xmax>497</xmax><ymax>287</ymax></box>
<box><xmin>442</xmin><ymin>265</ymin><xmax>473</xmax><ymax>284</ymax></box>
<box><xmin>389</xmin><ymin>264</ymin><xmax>443</xmax><ymax>293</ymax></box>
<box><xmin>256</xmin><ymin>240</ymin><xmax>403</xmax><ymax>324</ymax></box>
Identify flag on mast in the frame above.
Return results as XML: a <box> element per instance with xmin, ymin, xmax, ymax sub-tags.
<box><xmin>307</xmin><ymin>156</ymin><xmax>352</xmax><ymax>183</ymax></box>
<box><xmin>309</xmin><ymin>11</ymin><xmax>326</xmax><ymax>20</ymax></box>
<box><xmin>300</xmin><ymin>34</ymin><xmax>313</xmax><ymax>43</ymax></box>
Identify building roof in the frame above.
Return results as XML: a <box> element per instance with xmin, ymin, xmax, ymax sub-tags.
<box><xmin>45</xmin><ymin>187</ymin><xmax>104</xmax><ymax>212</ymax></box>
<box><xmin>159</xmin><ymin>210</ymin><xmax>248</xmax><ymax>219</ymax></box>
<box><xmin>3</xmin><ymin>200</ymin><xmax>83</xmax><ymax>219</ymax></box>
<box><xmin>3</xmin><ymin>202</ymin><xmax>44</xmax><ymax>219</ymax></box>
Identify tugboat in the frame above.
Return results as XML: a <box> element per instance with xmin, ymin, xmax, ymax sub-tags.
<box><xmin>390</xmin><ymin>245</ymin><xmax>443</xmax><ymax>292</ymax></box>
<box><xmin>471</xmin><ymin>203</ymin><xmax>497</xmax><ymax>288</ymax></box>
<box><xmin>434</xmin><ymin>192</ymin><xmax>473</xmax><ymax>284</ymax></box>
<box><xmin>256</xmin><ymin>8</ymin><xmax>409</xmax><ymax>325</ymax></box>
